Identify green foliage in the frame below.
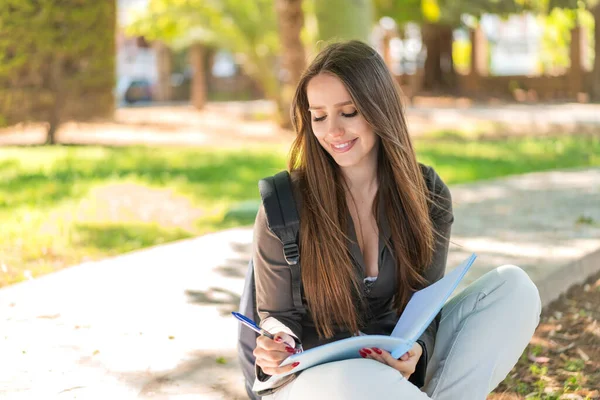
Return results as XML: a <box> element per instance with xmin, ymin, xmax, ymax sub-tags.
<box><xmin>531</xmin><ymin>344</ymin><xmax>544</xmax><ymax>356</ymax></box>
<box><xmin>530</xmin><ymin>364</ymin><xmax>549</xmax><ymax>376</ymax></box>
<box><xmin>374</xmin><ymin>0</ymin><xmax>424</xmax><ymax>24</ymax></box>
<box><xmin>0</xmin><ymin>0</ymin><xmax>115</xmax><ymax>135</ymax></box>
<box><xmin>314</xmin><ymin>0</ymin><xmax>374</xmax><ymax>42</ymax></box>
<box><xmin>537</xmin><ymin>6</ymin><xmax>594</xmax><ymax>74</ymax></box>
<box><xmin>564</xmin><ymin>358</ymin><xmax>586</xmax><ymax>371</ymax></box>
<box><xmin>126</xmin><ymin>0</ymin><xmax>281</xmax><ymax>100</ymax></box>
<box><xmin>564</xmin><ymin>374</ymin><xmax>583</xmax><ymax>391</ymax></box>
<box><xmin>374</xmin><ymin>0</ymin><xmax>545</xmax><ymax>27</ymax></box>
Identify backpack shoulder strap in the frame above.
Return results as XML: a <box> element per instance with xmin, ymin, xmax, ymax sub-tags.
<box><xmin>258</xmin><ymin>171</ymin><xmax>306</xmax><ymax>314</ymax></box>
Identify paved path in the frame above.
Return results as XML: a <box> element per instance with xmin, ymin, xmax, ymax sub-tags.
<box><xmin>1</xmin><ymin>168</ymin><xmax>599</xmax><ymax>399</ymax></box>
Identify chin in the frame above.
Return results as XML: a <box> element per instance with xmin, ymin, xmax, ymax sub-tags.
<box><xmin>332</xmin><ymin>156</ymin><xmax>359</xmax><ymax>168</ymax></box>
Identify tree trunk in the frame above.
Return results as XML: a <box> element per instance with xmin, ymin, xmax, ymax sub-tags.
<box><xmin>189</xmin><ymin>43</ymin><xmax>207</xmax><ymax>110</ymax></box>
<box><xmin>154</xmin><ymin>41</ymin><xmax>173</xmax><ymax>102</ymax></box>
<box><xmin>275</xmin><ymin>0</ymin><xmax>306</xmax><ymax>128</ymax></box>
<box><xmin>591</xmin><ymin>4</ymin><xmax>600</xmax><ymax>101</ymax></box>
<box><xmin>46</xmin><ymin>56</ymin><xmax>65</xmax><ymax>145</ymax></box>
<box><xmin>45</xmin><ymin>121</ymin><xmax>59</xmax><ymax>145</ymax></box>
<box><xmin>422</xmin><ymin>23</ymin><xmax>456</xmax><ymax>92</ymax></box>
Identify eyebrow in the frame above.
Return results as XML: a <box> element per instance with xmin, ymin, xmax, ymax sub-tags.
<box><xmin>308</xmin><ymin>100</ymin><xmax>354</xmax><ymax>111</ymax></box>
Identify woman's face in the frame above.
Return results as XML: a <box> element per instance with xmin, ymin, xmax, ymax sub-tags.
<box><xmin>306</xmin><ymin>73</ymin><xmax>378</xmax><ymax>170</ymax></box>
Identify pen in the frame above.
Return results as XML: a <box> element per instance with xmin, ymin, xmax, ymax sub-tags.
<box><xmin>231</xmin><ymin>311</ymin><xmax>276</xmax><ymax>340</ymax></box>
<box><xmin>232</xmin><ymin>311</ymin><xmax>303</xmax><ymax>354</ymax></box>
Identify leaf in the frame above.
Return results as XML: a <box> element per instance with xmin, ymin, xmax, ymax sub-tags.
<box><xmin>575</xmin><ymin>347</ymin><xmax>590</xmax><ymax>362</ymax></box>
<box><xmin>554</xmin><ymin>342</ymin><xmax>576</xmax><ymax>353</ymax></box>
<box><xmin>216</xmin><ymin>356</ymin><xmax>227</xmax><ymax>365</ymax></box>
<box><xmin>528</xmin><ymin>352</ymin><xmax>551</xmax><ymax>363</ymax></box>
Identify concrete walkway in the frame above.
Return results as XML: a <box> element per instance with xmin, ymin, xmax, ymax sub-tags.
<box><xmin>1</xmin><ymin>168</ymin><xmax>599</xmax><ymax>399</ymax></box>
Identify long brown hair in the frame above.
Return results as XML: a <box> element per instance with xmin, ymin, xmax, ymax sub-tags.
<box><xmin>288</xmin><ymin>40</ymin><xmax>435</xmax><ymax>339</ymax></box>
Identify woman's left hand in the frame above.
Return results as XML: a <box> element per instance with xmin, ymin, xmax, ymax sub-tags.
<box><xmin>359</xmin><ymin>342</ymin><xmax>423</xmax><ymax>379</ymax></box>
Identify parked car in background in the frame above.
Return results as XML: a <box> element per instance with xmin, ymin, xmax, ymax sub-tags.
<box><xmin>115</xmin><ymin>77</ymin><xmax>153</xmax><ymax>106</ymax></box>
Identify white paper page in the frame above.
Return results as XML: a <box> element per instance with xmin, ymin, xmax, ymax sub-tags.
<box><xmin>273</xmin><ymin>254</ymin><xmax>476</xmax><ymax>376</ymax></box>
<box><xmin>277</xmin><ymin>335</ymin><xmax>410</xmax><ymax>377</ymax></box>
<box><xmin>390</xmin><ymin>253</ymin><xmax>477</xmax><ymax>355</ymax></box>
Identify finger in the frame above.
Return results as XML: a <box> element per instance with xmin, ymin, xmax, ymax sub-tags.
<box><xmin>384</xmin><ymin>352</ymin><xmax>416</xmax><ymax>379</ymax></box>
<box><xmin>254</xmin><ymin>346</ymin><xmax>291</xmax><ymax>364</ymax></box>
<box><xmin>257</xmin><ymin>335</ymin><xmax>296</xmax><ymax>354</ymax></box>
<box><xmin>261</xmin><ymin>361</ymin><xmax>300</xmax><ymax>376</ymax></box>
<box><xmin>358</xmin><ymin>348</ymin><xmax>375</xmax><ymax>359</ymax></box>
<box><xmin>410</xmin><ymin>342</ymin><xmax>423</xmax><ymax>358</ymax></box>
<box><xmin>274</xmin><ymin>332</ymin><xmax>296</xmax><ymax>349</ymax></box>
<box><xmin>400</xmin><ymin>353</ymin><xmax>409</xmax><ymax>361</ymax></box>
<box><xmin>376</xmin><ymin>348</ymin><xmax>401</xmax><ymax>366</ymax></box>
<box><xmin>364</xmin><ymin>348</ymin><xmax>388</xmax><ymax>365</ymax></box>
<box><xmin>376</xmin><ymin>348</ymin><xmax>411</xmax><ymax>377</ymax></box>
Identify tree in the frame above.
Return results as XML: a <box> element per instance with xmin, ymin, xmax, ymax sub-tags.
<box><xmin>0</xmin><ymin>0</ymin><xmax>116</xmax><ymax>144</ymax></box>
<box><xmin>127</xmin><ymin>0</ymin><xmax>286</xmax><ymax>120</ymax></box>
<box><xmin>592</xmin><ymin>3</ymin><xmax>600</xmax><ymax>100</ymax></box>
<box><xmin>550</xmin><ymin>0</ymin><xmax>600</xmax><ymax>99</ymax></box>
<box><xmin>275</xmin><ymin>0</ymin><xmax>306</xmax><ymax>128</ymax></box>
<box><xmin>314</xmin><ymin>0</ymin><xmax>374</xmax><ymax>43</ymax></box>
<box><xmin>373</xmin><ymin>0</ymin><xmax>541</xmax><ymax>91</ymax></box>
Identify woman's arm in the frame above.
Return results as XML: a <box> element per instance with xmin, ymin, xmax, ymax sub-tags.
<box><xmin>253</xmin><ymin>203</ymin><xmax>304</xmax><ymax>338</ymax></box>
<box><xmin>252</xmin><ymin>204</ymin><xmax>304</xmax><ymax>381</ymax></box>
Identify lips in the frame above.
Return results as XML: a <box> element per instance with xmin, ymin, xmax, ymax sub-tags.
<box><xmin>330</xmin><ymin>138</ymin><xmax>358</xmax><ymax>153</ymax></box>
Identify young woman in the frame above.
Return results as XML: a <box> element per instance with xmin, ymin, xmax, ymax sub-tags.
<box><xmin>251</xmin><ymin>40</ymin><xmax>541</xmax><ymax>400</ymax></box>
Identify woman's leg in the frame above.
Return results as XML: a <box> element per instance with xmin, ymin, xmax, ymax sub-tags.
<box><xmin>266</xmin><ymin>358</ymin><xmax>430</xmax><ymax>400</ymax></box>
<box><xmin>423</xmin><ymin>265</ymin><xmax>542</xmax><ymax>399</ymax></box>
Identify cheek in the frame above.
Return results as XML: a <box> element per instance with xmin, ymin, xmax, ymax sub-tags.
<box><xmin>314</xmin><ymin>133</ymin><xmax>330</xmax><ymax>151</ymax></box>
<box><xmin>310</xmin><ymin>124</ymin><xmax>327</xmax><ymax>142</ymax></box>
<box><xmin>311</xmin><ymin>122</ymin><xmax>327</xmax><ymax>138</ymax></box>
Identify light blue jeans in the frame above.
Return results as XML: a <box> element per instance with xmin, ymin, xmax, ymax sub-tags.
<box><xmin>265</xmin><ymin>265</ymin><xmax>542</xmax><ymax>400</ymax></box>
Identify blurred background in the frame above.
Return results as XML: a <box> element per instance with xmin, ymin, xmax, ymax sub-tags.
<box><xmin>1</xmin><ymin>0</ymin><xmax>599</xmax><ymax>285</ymax></box>
<box><xmin>0</xmin><ymin>2</ymin><xmax>599</xmax><ymax>398</ymax></box>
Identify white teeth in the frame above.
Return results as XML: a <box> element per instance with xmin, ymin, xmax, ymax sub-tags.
<box><xmin>333</xmin><ymin>140</ymin><xmax>353</xmax><ymax>149</ymax></box>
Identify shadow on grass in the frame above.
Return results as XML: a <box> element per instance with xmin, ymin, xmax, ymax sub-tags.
<box><xmin>74</xmin><ymin>222</ymin><xmax>193</xmax><ymax>253</ymax></box>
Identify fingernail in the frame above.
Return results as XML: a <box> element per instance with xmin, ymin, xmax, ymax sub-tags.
<box><xmin>285</xmin><ymin>346</ymin><xmax>295</xmax><ymax>353</ymax></box>
<box><xmin>359</xmin><ymin>351</ymin><xmax>366</xmax><ymax>358</ymax></box>
<box><xmin>362</xmin><ymin>348</ymin><xmax>372</xmax><ymax>354</ymax></box>
<box><xmin>274</xmin><ymin>337</ymin><xmax>283</xmax><ymax>343</ymax></box>
<box><xmin>292</xmin><ymin>362</ymin><xmax>300</xmax><ymax>367</ymax></box>
<box><xmin>373</xmin><ymin>348</ymin><xmax>382</xmax><ymax>355</ymax></box>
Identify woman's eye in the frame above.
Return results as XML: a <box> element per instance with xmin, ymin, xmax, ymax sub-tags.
<box><xmin>312</xmin><ymin>110</ymin><xmax>357</xmax><ymax>122</ymax></box>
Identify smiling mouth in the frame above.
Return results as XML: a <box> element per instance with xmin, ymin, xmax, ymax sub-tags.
<box><xmin>330</xmin><ymin>138</ymin><xmax>358</xmax><ymax>153</ymax></box>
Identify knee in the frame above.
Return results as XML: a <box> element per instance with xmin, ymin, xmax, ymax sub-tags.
<box><xmin>496</xmin><ymin>264</ymin><xmax>541</xmax><ymax>315</ymax></box>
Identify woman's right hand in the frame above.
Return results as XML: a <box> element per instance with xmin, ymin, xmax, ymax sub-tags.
<box><xmin>254</xmin><ymin>332</ymin><xmax>300</xmax><ymax>376</ymax></box>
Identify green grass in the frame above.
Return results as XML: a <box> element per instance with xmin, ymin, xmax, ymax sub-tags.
<box><xmin>1</xmin><ymin>134</ymin><xmax>599</xmax><ymax>286</ymax></box>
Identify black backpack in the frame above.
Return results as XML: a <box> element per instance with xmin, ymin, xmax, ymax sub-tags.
<box><xmin>237</xmin><ymin>171</ymin><xmax>306</xmax><ymax>400</ymax></box>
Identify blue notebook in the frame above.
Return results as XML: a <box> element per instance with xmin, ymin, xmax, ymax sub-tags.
<box><xmin>277</xmin><ymin>253</ymin><xmax>477</xmax><ymax>377</ymax></box>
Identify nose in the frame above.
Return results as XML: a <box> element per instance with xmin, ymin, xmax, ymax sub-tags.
<box><xmin>327</xmin><ymin>119</ymin><xmax>344</xmax><ymax>138</ymax></box>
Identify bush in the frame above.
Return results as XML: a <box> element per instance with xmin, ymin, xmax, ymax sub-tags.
<box><xmin>0</xmin><ymin>0</ymin><xmax>116</xmax><ymax>144</ymax></box>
